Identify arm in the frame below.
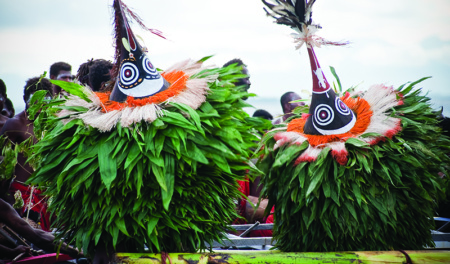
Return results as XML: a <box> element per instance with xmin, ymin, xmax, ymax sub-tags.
<box><xmin>0</xmin><ymin>118</ymin><xmax>19</xmax><ymax>143</ymax></box>
<box><xmin>0</xmin><ymin>199</ymin><xmax>81</xmax><ymax>258</ymax></box>
<box><xmin>0</xmin><ymin>244</ymin><xmax>31</xmax><ymax>259</ymax></box>
<box><xmin>244</xmin><ymin>196</ymin><xmax>269</xmax><ymax>223</ymax></box>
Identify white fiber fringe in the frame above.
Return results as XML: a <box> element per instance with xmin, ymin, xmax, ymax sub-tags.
<box><xmin>57</xmin><ymin>60</ymin><xmax>214</xmax><ymax>132</ymax></box>
<box><xmin>360</xmin><ymin>84</ymin><xmax>401</xmax><ymax>144</ymax></box>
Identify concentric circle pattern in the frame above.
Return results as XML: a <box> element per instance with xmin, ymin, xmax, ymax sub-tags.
<box><xmin>314</xmin><ymin>104</ymin><xmax>334</xmax><ymax>126</ymax></box>
<box><xmin>120</xmin><ymin>62</ymin><xmax>139</xmax><ymax>87</ymax></box>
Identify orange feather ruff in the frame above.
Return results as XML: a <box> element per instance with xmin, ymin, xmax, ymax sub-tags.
<box><xmin>95</xmin><ymin>71</ymin><xmax>188</xmax><ymax>112</ymax></box>
<box><xmin>287</xmin><ymin>95</ymin><xmax>373</xmax><ymax>147</ymax></box>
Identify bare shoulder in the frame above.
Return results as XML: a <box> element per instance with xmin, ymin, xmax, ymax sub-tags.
<box><xmin>0</xmin><ymin>199</ymin><xmax>16</xmax><ymax>222</ymax></box>
<box><xmin>0</xmin><ymin>112</ymin><xmax>28</xmax><ymax>141</ymax></box>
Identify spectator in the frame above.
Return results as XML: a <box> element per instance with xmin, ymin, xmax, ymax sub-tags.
<box><xmin>0</xmin><ymin>178</ymin><xmax>81</xmax><ymax>261</ymax></box>
<box><xmin>0</xmin><ymin>77</ymin><xmax>53</xmax><ymax>230</ymax></box>
<box><xmin>75</xmin><ymin>58</ymin><xmax>95</xmax><ymax>87</ymax></box>
<box><xmin>223</xmin><ymin>58</ymin><xmax>251</xmax><ymax>99</ymax></box>
<box><xmin>436</xmin><ymin>114</ymin><xmax>450</xmax><ymax>218</ymax></box>
<box><xmin>89</xmin><ymin>59</ymin><xmax>113</xmax><ymax>92</ymax></box>
<box><xmin>49</xmin><ymin>61</ymin><xmax>73</xmax><ymax>95</ymax></box>
<box><xmin>253</xmin><ymin>109</ymin><xmax>273</xmax><ymax>121</ymax></box>
<box><xmin>2</xmin><ymin>98</ymin><xmax>15</xmax><ymax>118</ymax></box>
<box><xmin>280</xmin><ymin>91</ymin><xmax>304</xmax><ymax>122</ymax></box>
<box><xmin>0</xmin><ymin>79</ymin><xmax>8</xmax><ymax>130</ymax></box>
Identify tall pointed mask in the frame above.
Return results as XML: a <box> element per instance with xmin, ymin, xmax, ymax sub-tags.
<box><xmin>110</xmin><ymin>0</ymin><xmax>169</xmax><ymax>102</ymax></box>
<box><xmin>303</xmin><ymin>46</ymin><xmax>356</xmax><ymax>135</ymax></box>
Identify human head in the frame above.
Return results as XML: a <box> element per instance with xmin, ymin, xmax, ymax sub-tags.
<box><xmin>89</xmin><ymin>59</ymin><xmax>113</xmax><ymax>92</ymax></box>
<box><xmin>76</xmin><ymin>58</ymin><xmax>95</xmax><ymax>87</ymax></box>
<box><xmin>49</xmin><ymin>61</ymin><xmax>72</xmax><ymax>80</ymax></box>
<box><xmin>0</xmin><ymin>79</ymin><xmax>6</xmax><ymax>112</ymax></box>
<box><xmin>280</xmin><ymin>92</ymin><xmax>304</xmax><ymax>121</ymax></box>
<box><xmin>23</xmin><ymin>77</ymin><xmax>53</xmax><ymax>109</ymax></box>
<box><xmin>253</xmin><ymin>109</ymin><xmax>273</xmax><ymax>121</ymax></box>
<box><xmin>50</xmin><ymin>62</ymin><xmax>73</xmax><ymax>95</ymax></box>
<box><xmin>223</xmin><ymin>58</ymin><xmax>251</xmax><ymax>93</ymax></box>
<box><xmin>440</xmin><ymin>116</ymin><xmax>450</xmax><ymax>138</ymax></box>
<box><xmin>2</xmin><ymin>98</ymin><xmax>14</xmax><ymax>117</ymax></box>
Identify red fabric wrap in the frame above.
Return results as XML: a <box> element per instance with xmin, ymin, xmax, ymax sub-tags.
<box><xmin>10</xmin><ymin>182</ymin><xmax>51</xmax><ymax>232</ymax></box>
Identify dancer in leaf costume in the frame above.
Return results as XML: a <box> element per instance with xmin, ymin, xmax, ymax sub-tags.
<box><xmin>257</xmin><ymin>0</ymin><xmax>450</xmax><ymax>251</ymax></box>
<box><xmin>27</xmin><ymin>0</ymin><xmax>269</xmax><ymax>260</ymax></box>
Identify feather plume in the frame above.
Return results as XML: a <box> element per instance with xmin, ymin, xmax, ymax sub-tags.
<box><xmin>262</xmin><ymin>0</ymin><xmax>320</xmax><ymax>34</ymax></box>
<box><xmin>119</xmin><ymin>0</ymin><xmax>166</xmax><ymax>39</ymax></box>
<box><xmin>111</xmin><ymin>0</ymin><xmax>166</xmax><ymax>79</ymax></box>
<box><xmin>262</xmin><ymin>0</ymin><xmax>348</xmax><ymax>49</ymax></box>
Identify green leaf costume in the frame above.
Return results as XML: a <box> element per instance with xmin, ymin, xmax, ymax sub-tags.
<box><xmin>258</xmin><ymin>0</ymin><xmax>450</xmax><ymax>252</ymax></box>
<box><xmin>27</xmin><ymin>0</ymin><xmax>271</xmax><ymax>256</ymax></box>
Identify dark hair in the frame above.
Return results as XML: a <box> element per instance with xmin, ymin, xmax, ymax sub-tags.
<box><xmin>223</xmin><ymin>58</ymin><xmax>246</xmax><ymax>68</ymax></box>
<box><xmin>49</xmin><ymin>61</ymin><xmax>72</xmax><ymax>78</ymax></box>
<box><xmin>280</xmin><ymin>91</ymin><xmax>296</xmax><ymax>105</ymax></box>
<box><xmin>23</xmin><ymin>77</ymin><xmax>53</xmax><ymax>103</ymax></box>
<box><xmin>89</xmin><ymin>59</ymin><xmax>113</xmax><ymax>91</ymax></box>
<box><xmin>253</xmin><ymin>109</ymin><xmax>273</xmax><ymax>120</ymax></box>
<box><xmin>439</xmin><ymin>116</ymin><xmax>450</xmax><ymax>138</ymax></box>
<box><xmin>280</xmin><ymin>91</ymin><xmax>302</xmax><ymax>112</ymax></box>
<box><xmin>4</xmin><ymin>98</ymin><xmax>14</xmax><ymax>117</ymax></box>
<box><xmin>0</xmin><ymin>79</ymin><xmax>6</xmax><ymax>97</ymax></box>
<box><xmin>76</xmin><ymin>58</ymin><xmax>95</xmax><ymax>86</ymax></box>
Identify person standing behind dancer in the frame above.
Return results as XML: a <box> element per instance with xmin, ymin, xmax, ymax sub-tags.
<box><xmin>0</xmin><ymin>77</ymin><xmax>53</xmax><ymax>231</ymax></box>
<box><xmin>89</xmin><ymin>59</ymin><xmax>113</xmax><ymax>92</ymax></box>
<box><xmin>75</xmin><ymin>58</ymin><xmax>95</xmax><ymax>87</ymax></box>
<box><xmin>253</xmin><ymin>109</ymin><xmax>273</xmax><ymax>121</ymax></box>
<box><xmin>0</xmin><ymin>79</ymin><xmax>9</xmax><ymax>131</ymax></box>
<box><xmin>273</xmin><ymin>91</ymin><xmax>305</xmax><ymax>124</ymax></box>
<box><xmin>0</xmin><ymin>177</ymin><xmax>82</xmax><ymax>261</ymax></box>
<box><xmin>49</xmin><ymin>61</ymin><xmax>73</xmax><ymax>96</ymax></box>
<box><xmin>223</xmin><ymin>58</ymin><xmax>251</xmax><ymax>99</ymax></box>
<box><xmin>2</xmin><ymin>98</ymin><xmax>15</xmax><ymax>118</ymax></box>
<box><xmin>75</xmin><ymin>59</ymin><xmax>113</xmax><ymax>92</ymax></box>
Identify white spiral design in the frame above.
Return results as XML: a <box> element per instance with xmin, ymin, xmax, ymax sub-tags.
<box><xmin>314</xmin><ymin>104</ymin><xmax>334</xmax><ymax>126</ymax></box>
<box><xmin>120</xmin><ymin>62</ymin><xmax>139</xmax><ymax>86</ymax></box>
<box><xmin>335</xmin><ymin>98</ymin><xmax>351</xmax><ymax>116</ymax></box>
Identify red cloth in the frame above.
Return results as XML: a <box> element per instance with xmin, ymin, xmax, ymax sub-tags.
<box><xmin>248</xmin><ymin>206</ymin><xmax>274</xmax><ymax>237</ymax></box>
<box><xmin>5</xmin><ymin>253</ymin><xmax>72</xmax><ymax>264</ymax></box>
<box><xmin>236</xmin><ymin>178</ymin><xmax>273</xmax><ymax>237</ymax></box>
<box><xmin>10</xmin><ymin>182</ymin><xmax>51</xmax><ymax>232</ymax></box>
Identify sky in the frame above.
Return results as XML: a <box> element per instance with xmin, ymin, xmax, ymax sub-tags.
<box><xmin>0</xmin><ymin>0</ymin><xmax>449</xmax><ymax>119</ymax></box>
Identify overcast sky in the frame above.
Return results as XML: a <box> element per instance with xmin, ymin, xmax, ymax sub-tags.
<box><xmin>1</xmin><ymin>0</ymin><xmax>449</xmax><ymax>118</ymax></box>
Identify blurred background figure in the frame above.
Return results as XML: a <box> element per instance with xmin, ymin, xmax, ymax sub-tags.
<box><xmin>273</xmin><ymin>91</ymin><xmax>305</xmax><ymax>124</ymax></box>
<box><xmin>49</xmin><ymin>61</ymin><xmax>73</xmax><ymax>95</ymax></box>
<box><xmin>89</xmin><ymin>59</ymin><xmax>113</xmax><ymax>92</ymax></box>
<box><xmin>252</xmin><ymin>109</ymin><xmax>273</xmax><ymax>121</ymax></box>
<box><xmin>0</xmin><ymin>77</ymin><xmax>53</xmax><ymax>231</ymax></box>
<box><xmin>0</xmin><ymin>79</ymin><xmax>9</xmax><ymax>130</ymax></box>
<box><xmin>223</xmin><ymin>58</ymin><xmax>251</xmax><ymax>99</ymax></box>
<box><xmin>280</xmin><ymin>91</ymin><xmax>304</xmax><ymax>122</ymax></box>
<box><xmin>75</xmin><ymin>58</ymin><xmax>95</xmax><ymax>87</ymax></box>
<box><xmin>2</xmin><ymin>98</ymin><xmax>15</xmax><ymax>118</ymax></box>
<box><xmin>75</xmin><ymin>59</ymin><xmax>113</xmax><ymax>92</ymax></box>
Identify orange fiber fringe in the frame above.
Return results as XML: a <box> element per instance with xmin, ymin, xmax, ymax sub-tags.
<box><xmin>95</xmin><ymin>71</ymin><xmax>188</xmax><ymax>112</ymax></box>
<box><xmin>287</xmin><ymin>96</ymin><xmax>373</xmax><ymax>147</ymax></box>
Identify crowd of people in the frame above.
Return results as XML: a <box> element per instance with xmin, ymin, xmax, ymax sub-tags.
<box><xmin>0</xmin><ymin>59</ymin><xmax>113</xmax><ymax>262</ymax></box>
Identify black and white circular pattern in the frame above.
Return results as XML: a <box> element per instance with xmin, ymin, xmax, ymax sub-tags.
<box><xmin>142</xmin><ymin>56</ymin><xmax>157</xmax><ymax>75</ymax></box>
<box><xmin>314</xmin><ymin>104</ymin><xmax>334</xmax><ymax>126</ymax></box>
<box><xmin>335</xmin><ymin>98</ymin><xmax>351</xmax><ymax>116</ymax></box>
<box><xmin>120</xmin><ymin>62</ymin><xmax>139</xmax><ymax>86</ymax></box>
